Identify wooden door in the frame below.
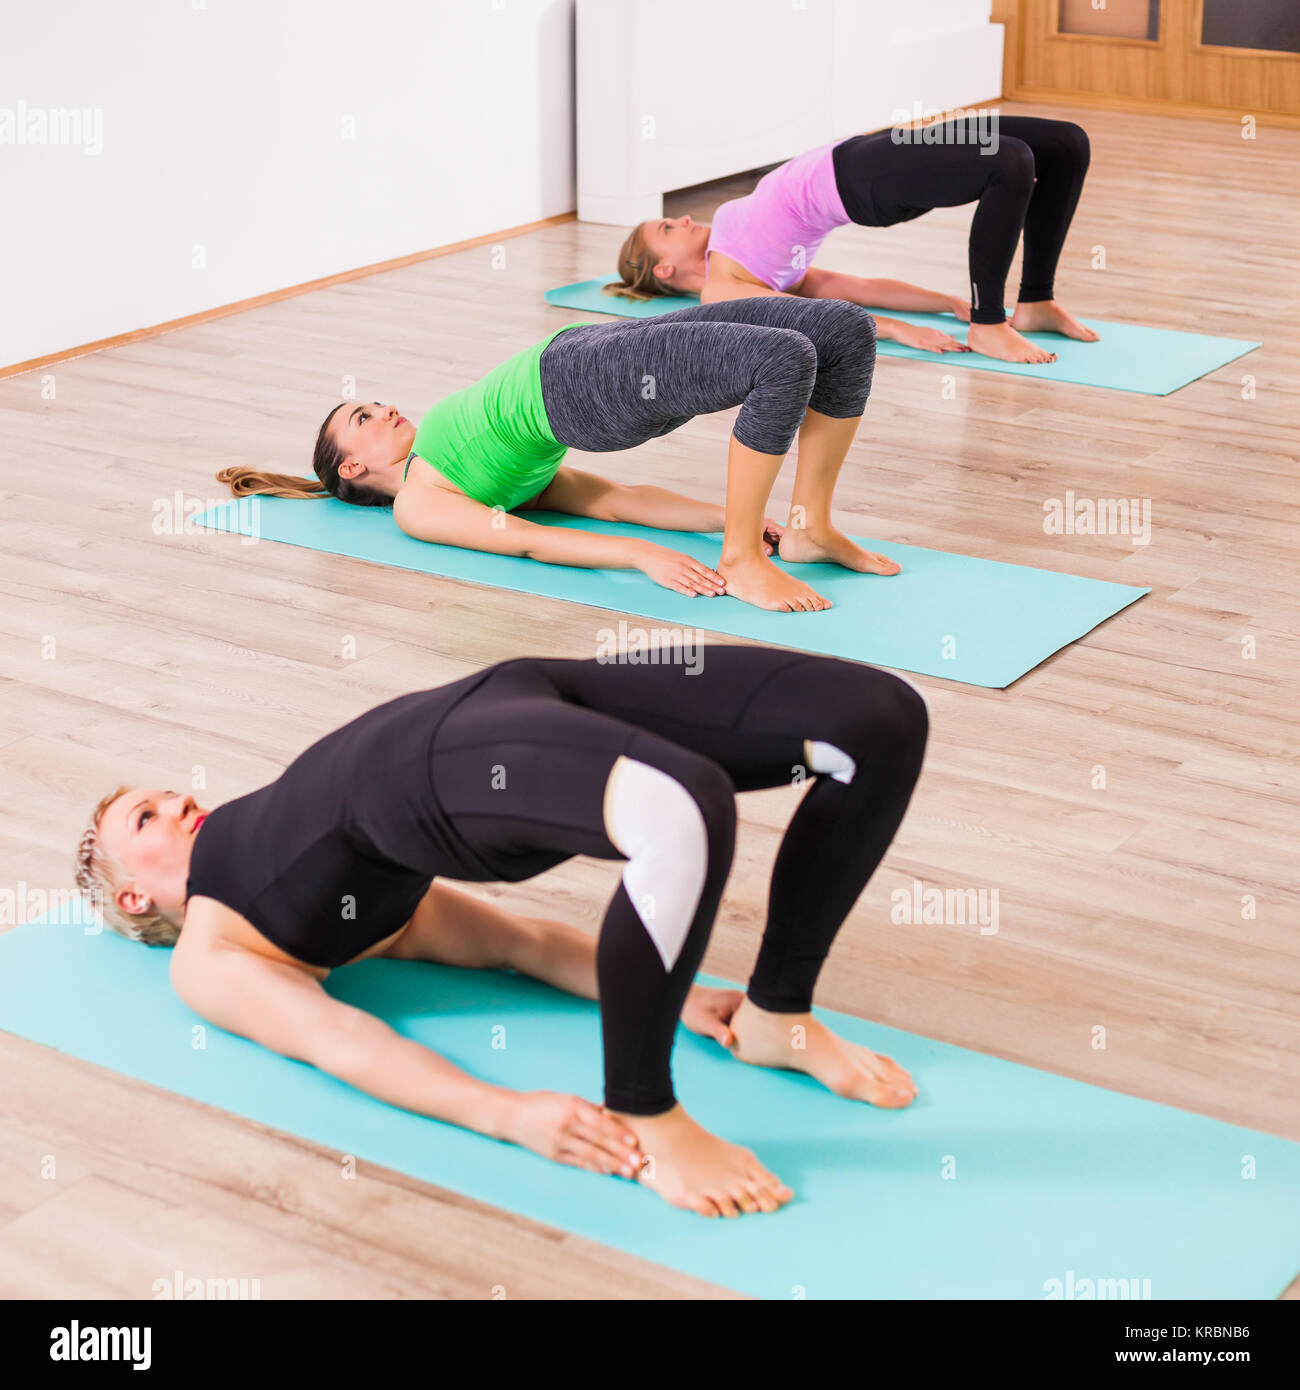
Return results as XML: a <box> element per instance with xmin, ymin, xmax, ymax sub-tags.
<box><xmin>994</xmin><ymin>0</ymin><xmax>1300</xmax><ymax>121</ymax></box>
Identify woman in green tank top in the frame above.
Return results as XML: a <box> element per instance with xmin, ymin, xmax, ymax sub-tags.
<box><xmin>399</xmin><ymin>325</ymin><xmax>577</xmax><ymax>514</ymax></box>
<box><xmin>217</xmin><ymin>298</ymin><xmax>899</xmax><ymax>615</ymax></box>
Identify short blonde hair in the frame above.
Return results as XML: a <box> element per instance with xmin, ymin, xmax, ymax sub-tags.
<box><xmin>74</xmin><ymin>785</ymin><xmax>179</xmax><ymax>947</ymax></box>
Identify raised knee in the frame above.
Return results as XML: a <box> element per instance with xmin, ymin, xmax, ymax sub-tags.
<box><xmin>819</xmin><ymin>674</ymin><xmax>929</xmax><ymax>771</ymax></box>
<box><xmin>882</xmin><ymin>677</ymin><xmax>929</xmax><ymax>750</ymax></box>
<box><xmin>819</xmin><ymin>298</ymin><xmax>877</xmax><ymax>348</ymax></box>
<box><xmin>840</xmin><ymin>302</ymin><xmax>877</xmax><ymax>358</ymax></box>
<box><xmin>765</xmin><ymin>328</ymin><xmax>819</xmax><ymax>381</ymax></box>
<box><xmin>1059</xmin><ymin>121</ymin><xmax>1091</xmax><ymax>170</ymax></box>
<box><xmin>676</xmin><ymin>756</ymin><xmax>738</xmax><ymax>839</ymax></box>
<box><xmin>993</xmin><ymin>136</ymin><xmax>1035</xmax><ymax>185</ymax></box>
<box><xmin>870</xmin><ymin>679</ymin><xmax>929</xmax><ymax>765</ymax></box>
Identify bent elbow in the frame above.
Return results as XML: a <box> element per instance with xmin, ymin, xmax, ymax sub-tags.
<box><xmin>512</xmin><ymin>530</ymin><xmax>545</xmax><ymax>562</ymax></box>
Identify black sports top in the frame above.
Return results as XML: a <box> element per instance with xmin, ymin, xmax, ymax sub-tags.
<box><xmin>185</xmin><ymin>669</ymin><xmax>498</xmax><ymax>968</ymax></box>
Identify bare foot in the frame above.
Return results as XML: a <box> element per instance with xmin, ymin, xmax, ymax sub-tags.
<box><xmin>607</xmin><ymin>1102</ymin><xmax>794</xmax><ymax>1217</ymax></box>
<box><xmin>726</xmin><ymin>996</ymin><xmax>918</xmax><ymax>1108</ymax></box>
<box><xmin>965</xmin><ymin>320</ymin><xmax>1057</xmax><ymax>364</ymax></box>
<box><xmin>1011</xmin><ymin>299</ymin><xmax>1100</xmax><ymax>342</ymax></box>
<box><xmin>779</xmin><ymin>525</ymin><xmax>901</xmax><ymax>576</ymax></box>
<box><xmin>717</xmin><ymin>552</ymin><xmax>831</xmax><ymax>612</ymax></box>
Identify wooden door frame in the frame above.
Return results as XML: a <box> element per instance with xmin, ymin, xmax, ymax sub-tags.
<box><xmin>1049</xmin><ymin>0</ymin><xmax>1166</xmax><ymax>53</ymax></box>
<box><xmin>991</xmin><ymin>0</ymin><xmax>1300</xmax><ymax>127</ymax></box>
<box><xmin>1190</xmin><ymin>0</ymin><xmax>1300</xmax><ymax>63</ymax></box>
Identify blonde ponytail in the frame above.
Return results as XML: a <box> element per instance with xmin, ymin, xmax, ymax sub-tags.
<box><xmin>216</xmin><ymin>465</ymin><xmax>329</xmax><ymax>499</ymax></box>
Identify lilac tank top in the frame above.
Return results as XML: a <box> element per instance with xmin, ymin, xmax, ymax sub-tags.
<box><xmin>706</xmin><ymin>141</ymin><xmax>850</xmax><ymax>292</ymax></box>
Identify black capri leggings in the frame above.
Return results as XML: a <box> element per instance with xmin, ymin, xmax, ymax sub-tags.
<box><xmin>832</xmin><ymin>115</ymin><xmax>1091</xmax><ymax>324</ymax></box>
<box><xmin>430</xmin><ymin>644</ymin><xmax>928</xmax><ymax>1116</ymax></box>
<box><xmin>538</xmin><ymin>296</ymin><xmax>876</xmax><ymax>457</ymax></box>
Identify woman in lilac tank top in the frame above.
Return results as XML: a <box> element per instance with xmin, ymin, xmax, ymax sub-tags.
<box><xmin>609</xmin><ymin>114</ymin><xmax>1097</xmax><ymax>366</ymax></box>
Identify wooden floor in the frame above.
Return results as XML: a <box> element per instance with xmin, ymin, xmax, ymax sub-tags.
<box><xmin>1</xmin><ymin>103</ymin><xmax>1297</xmax><ymax>1299</ymax></box>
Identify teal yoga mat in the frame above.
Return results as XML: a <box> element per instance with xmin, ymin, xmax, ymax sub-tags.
<box><xmin>196</xmin><ymin>499</ymin><xmax>1147</xmax><ymax>689</ymax></box>
<box><xmin>4</xmin><ymin>904</ymin><xmax>1298</xmax><ymax>1299</ymax></box>
<box><xmin>544</xmin><ymin>278</ymin><xmax>1260</xmax><ymax>396</ymax></box>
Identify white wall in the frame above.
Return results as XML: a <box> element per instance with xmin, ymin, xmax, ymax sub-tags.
<box><xmin>2</xmin><ymin>0</ymin><xmax>1005</xmax><ymax>367</ymax></box>
<box><xmin>0</xmin><ymin>0</ymin><xmax>576</xmax><ymax>369</ymax></box>
<box><xmin>832</xmin><ymin>0</ymin><xmax>1003</xmax><ymax>135</ymax></box>
<box><xmin>577</xmin><ymin>0</ymin><xmax>1003</xmax><ymax>224</ymax></box>
<box><xmin>576</xmin><ymin>0</ymin><xmax>835</xmax><ymax>225</ymax></box>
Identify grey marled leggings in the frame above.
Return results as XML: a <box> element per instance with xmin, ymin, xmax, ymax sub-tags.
<box><xmin>538</xmin><ymin>296</ymin><xmax>876</xmax><ymax>457</ymax></box>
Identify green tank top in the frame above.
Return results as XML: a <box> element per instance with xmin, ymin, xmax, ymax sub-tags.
<box><xmin>404</xmin><ymin>323</ymin><xmax>584</xmax><ymax>511</ymax></box>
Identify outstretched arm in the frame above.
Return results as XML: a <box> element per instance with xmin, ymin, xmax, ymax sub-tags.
<box><xmin>171</xmin><ymin>913</ymin><xmax>516</xmax><ymax>1137</ymax></box>
<box><xmin>796</xmin><ymin>266</ymin><xmax>969</xmax><ymax>318</ymax></box>
<box><xmin>533</xmin><ymin>466</ymin><xmax>783</xmax><ymax>550</ymax></box>
<box><xmin>534</xmin><ymin>465</ymin><xmax>725</xmax><ymax>531</ymax></box>
<box><xmin>171</xmin><ymin>900</ymin><xmax>643</xmax><ymax>1175</ymax></box>
<box><xmin>393</xmin><ymin>476</ymin><xmax>725</xmax><ymax>596</ymax></box>
<box><xmin>794</xmin><ymin>266</ymin><xmax>970</xmax><ymax>353</ymax></box>
<box><xmin>385</xmin><ymin>882</ymin><xmax>744</xmax><ymax>1048</ymax></box>
<box><xmin>701</xmin><ymin>264</ymin><xmax>968</xmax><ymax>353</ymax></box>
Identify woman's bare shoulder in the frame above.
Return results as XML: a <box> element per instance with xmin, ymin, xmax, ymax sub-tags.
<box><xmin>176</xmin><ymin>895</ymin><xmax>328</xmax><ymax>980</ymax></box>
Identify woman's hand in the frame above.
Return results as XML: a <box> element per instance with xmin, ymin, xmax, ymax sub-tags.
<box><xmin>635</xmin><ymin>541</ymin><xmax>727</xmax><ymax>597</ymax></box>
<box><xmin>504</xmin><ymin>1091</ymin><xmax>644</xmax><ymax>1177</ymax></box>
<box><xmin>761</xmin><ymin>516</ymin><xmax>785</xmax><ymax>555</ymax></box>
<box><xmin>681</xmin><ymin>985</ymin><xmax>745</xmax><ymax>1047</ymax></box>
<box><xmin>893</xmin><ymin>322</ymin><xmax>971</xmax><ymax>353</ymax></box>
<box><xmin>947</xmin><ymin>297</ymin><xmax>972</xmax><ymax>323</ymax></box>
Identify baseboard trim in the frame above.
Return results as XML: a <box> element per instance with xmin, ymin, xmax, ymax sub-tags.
<box><xmin>0</xmin><ymin>210</ymin><xmax>578</xmax><ymax>380</ymax></box>
<box><xmin>1003</xmin><ymin>86</ymin><xmax>1300</xmax><ymax>128</ymax></box>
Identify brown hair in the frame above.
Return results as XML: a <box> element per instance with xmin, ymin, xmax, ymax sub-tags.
<box><xmin>216</xmin><ymin>402</ymin><xmax>394</xmax><ymax>508</ymax></box>
<box><xmin>603</xmin><ymin>222</ymin><xmax>679</xmax><ymax>302</ymax></box>
<box><xmin>74</xmin><ymin>785</ymin><xmax>180</xmax><ymax>947</ymax></box>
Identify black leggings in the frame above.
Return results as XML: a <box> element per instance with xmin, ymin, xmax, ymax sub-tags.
<box><xmin>430</xmin><ymin>645</ymin><xmax>928</xmax><ymax>1115</ymax></box>
<box><xmin>833</xmin><ymin>116</ymin><xmax>1091</xmax><ymax>324</ymax></box>
<box><xmin>539</xmin><ymin>296</ymin><xmax>876</xmax><ymax>457</ymax></box>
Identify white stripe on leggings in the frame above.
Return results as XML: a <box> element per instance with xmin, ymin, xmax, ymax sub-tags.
<box><xmin>602</xmin><ymin>756</ymin><xmax>709</xmax><ymax>972</ymax></box>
